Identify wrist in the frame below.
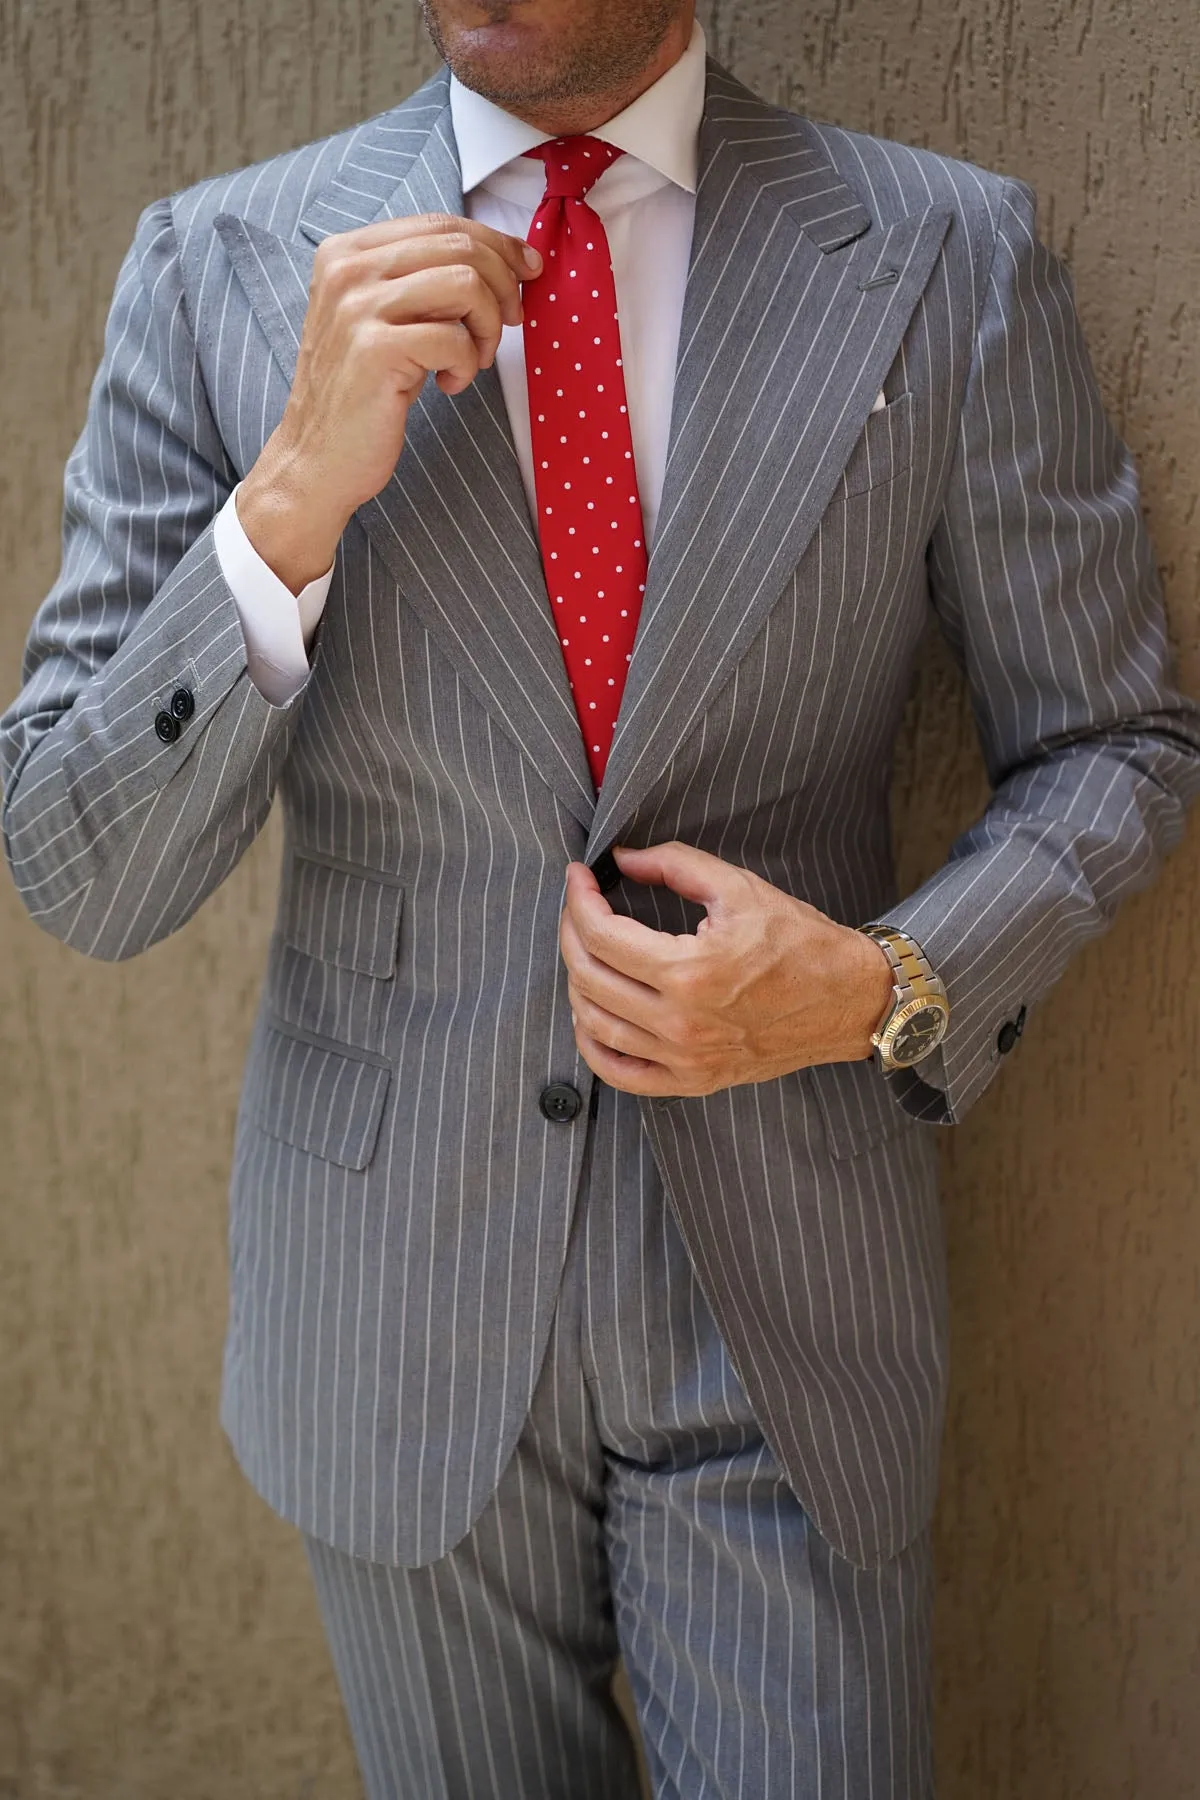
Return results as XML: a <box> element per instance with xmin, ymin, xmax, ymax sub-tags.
<box><xmin>238</xmin><ymin>442</ymin><xmax>348</xmax><ymax>595</ymax></box>
<box><xmin>838</xmin><ymin>927</ymin><xmax>895</xmax><ymax>1061</ymax></box>
<box><xmin>857</xmin><ymin>924</ymin><xmax>952</xmax><ymax>1071</ymax></box>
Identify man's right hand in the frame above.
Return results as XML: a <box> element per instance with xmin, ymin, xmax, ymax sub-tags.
<box><xmin>235</xmin><ymin>214</ymin><xmax>542</xmax><ymax>595</ymax></box>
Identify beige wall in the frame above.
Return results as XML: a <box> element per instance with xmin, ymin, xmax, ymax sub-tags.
<box><xmin>1</xmin><ymin>1</ymin><xmax>1198</xmax><ymax>1794</ymax></box>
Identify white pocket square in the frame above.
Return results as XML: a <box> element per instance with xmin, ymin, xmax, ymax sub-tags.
<box><xmin>871</xmin><ymin>390</ymin><xmax>887</xmax><ymax>413</ymax></box>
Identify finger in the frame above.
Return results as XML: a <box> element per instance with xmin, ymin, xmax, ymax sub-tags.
<box><xmin>561</xmin><ymin>911</ymin><xmax>663</xmax><ymax>1031</ymax></box>
<box><xmin>334</xmin><ymin>213</ymin><xmax>541</xmax><ymax>286</ymax></box>
<box><xmin>375</xmin><ymin>266</ymin><xmax>506</xmax><ymax>367</ymax></box>
<box><xmin>563</xmin><ymin>862</ymin><xmax>687</xmax><ymax>989</ymax></box>
<box><xmin>569</xmin><ymin>988</ymin><xmax>663</xmax><ymax>1061</ymax></box>
<box><xmin>566</xmin><ymin>859</ymin><xmax>604</xmax><ymax>903</ymax></box>
<box><xmin>363</xmin><ymin>235</ymin><xmax>528</xmax><ymax>330</ymax></box>
<box><xmin>380</xmin><ymin>319</ymin><xmax>481</xmax><ymax>395</ymax></box>
<box><xmin>612</xmin><ymin>841</ymin><xmax>754</xmax><ymax>915</ymax></box>
<box><xmin>572</xmin><ymin>1025</ymin><xmax>678</xmax><ymax>1097</ymax></box>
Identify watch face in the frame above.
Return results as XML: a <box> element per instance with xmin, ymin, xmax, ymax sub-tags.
<box><xmin>889</xmin><ymin>1004</ymin><xmax>949</xmax><ymax>1067</ymax></box>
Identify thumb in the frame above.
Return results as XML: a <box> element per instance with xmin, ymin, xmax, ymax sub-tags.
<box><xmin>611</xmin><ymin>841</ymin><xmax>749</xmax><ymax>915</ymax></box>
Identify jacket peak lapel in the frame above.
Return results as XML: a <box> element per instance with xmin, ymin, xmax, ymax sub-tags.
<box><xmin>297</xmin><ymin>69</ymin><xmax>456</xmax><ymax>243</ymax></box>
<box><xmin>588</xmin><ymin>69</ymin><xmax>952</xmax><ymax>854</ymax></box>
<box><xmin>215</xmin><ymin>72</ymin><xmax>596</xmax><ymax>830</ymax></box>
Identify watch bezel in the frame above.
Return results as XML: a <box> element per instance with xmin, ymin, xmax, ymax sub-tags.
<box><xmin>873</xmin><ymin>992</ymin><xmax>951</xmax><ymax>1069</ymax></box>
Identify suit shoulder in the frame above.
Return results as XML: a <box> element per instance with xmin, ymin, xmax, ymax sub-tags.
<box><xmin>706</xmin><ymin>67</ymin><xmax>1027</xmax><ymax>256</ymax></box>
<box><xmin>168</xmin><ymin>120</ymin><xmax>364</xmax><ymax>242</ymax></box>
<box><xmin>800</xmin><ymin>117</ymin><xmax>1018</xmax><ymax>238</ymax></box>
<box><xmin>153</xmin><ymin>72</ymin><xmax>447</xmax><ymax>258</ymax></box>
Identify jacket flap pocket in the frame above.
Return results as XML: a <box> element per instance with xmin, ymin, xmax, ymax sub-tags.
<box><xmin>254</xmin><ymin>1022</ymin><xmax>390</xmax><ymax>1170</ymax></box>
<box><xmin>840</xmin><ymin>391</ymin><xmax>914</xmax><ymax>499</ymax></box>
<box><xmin>803</xmin><ymin>1056</ymin><xmax>916</xmax><ymax>1159</ymax></box>
<box><xmin>282</xmin><ymin>852</ymin><xmax>404</xmax><ymax>978</ymax></box>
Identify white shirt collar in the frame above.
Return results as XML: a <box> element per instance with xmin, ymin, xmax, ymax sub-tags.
<box><xmin>450</xmin><ymin>20</ymin><xmax>707</xmax><ymax>198</ymax></box>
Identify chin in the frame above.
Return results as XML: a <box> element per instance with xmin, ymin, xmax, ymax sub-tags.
<box><xmin>445</xmin><ymin>23</ymin><xmax>573</xmax><ymax>105</ymax></box>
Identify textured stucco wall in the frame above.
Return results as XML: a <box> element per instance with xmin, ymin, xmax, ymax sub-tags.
<box><xmin>1</xmin><ymin>2</ymin><xmax>1198</xmax><ymax>1795</ymax></box>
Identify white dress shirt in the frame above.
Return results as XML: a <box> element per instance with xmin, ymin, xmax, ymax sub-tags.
<box><xmin>216</xmin><ymin>23</ymin><xmax>709</xmax><ymax>706</ymax></box>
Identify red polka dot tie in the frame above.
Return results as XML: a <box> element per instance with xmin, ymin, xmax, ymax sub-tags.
<box><xmin>523</xmin><ymin>138</ymin><xmax>648</xmax><ymax>789</ymax></box>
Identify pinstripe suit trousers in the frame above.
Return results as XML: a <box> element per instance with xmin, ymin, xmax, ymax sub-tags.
<box><xmin>304</xmin><ymin>1081</ymin><xmax>933</xmax><ymax>1800</ymax></box>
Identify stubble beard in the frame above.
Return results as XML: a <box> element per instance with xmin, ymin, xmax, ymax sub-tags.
<box><xmin>419</xmin><ymin>0</ymin><xmax>682</xmax><ymax>111</ymax></box>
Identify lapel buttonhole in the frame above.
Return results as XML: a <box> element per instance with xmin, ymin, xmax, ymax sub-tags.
<box><xmin>859</xmin><ymin>266</ymin><xmax>900</xmax><ymax>292</ymax></box>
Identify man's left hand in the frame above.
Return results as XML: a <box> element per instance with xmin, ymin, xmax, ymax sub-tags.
<box><xmin>559</xmin><ymin>842</ymin><xmax>895</xmax><ymax>1097</ymax></box>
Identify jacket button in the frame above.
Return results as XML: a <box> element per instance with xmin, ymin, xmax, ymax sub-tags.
<box><xmin>170</xmin><ymin>686</ymin><xmax>195</xmax><ymax>722</ymax></box>
<box><xmin>154</xmin><ymin>710</ymin><xmax>181</xmax><ymax>744</ymax></box>
<box><xmin>997</xmin><ymin>1020</ymin><xmax>1020</xmax><ymax>1056</ymax></box>
<box><xmin>591</xmin><ymin>849</ymin><xmax>620</xmax><ymax>893</ymax></box>
<box><xmin>539</xmin><ymin>1082</ymin><xmax>583</xmax><ymax>1124</ymax></box>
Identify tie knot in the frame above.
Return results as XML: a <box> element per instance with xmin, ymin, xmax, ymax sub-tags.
<box><xmin>528</xmin><ymin>136</ymin><xmax>623</xmax><ymax>200</ymax></box>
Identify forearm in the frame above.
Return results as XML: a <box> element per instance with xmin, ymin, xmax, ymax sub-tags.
<box><xmin>2</xmin><ymin>524</ymin><xmax>307</xmax><ymax>959</ymax></box>
<box><xmin>234</xmin><ymin>437</ymin><xmax>350</xmax><ymax>597</ymax></box>
<box><xmin>880</xmin><ymin>717</ymin><xmax>1200</xmax><ymax>1123</ymax></box>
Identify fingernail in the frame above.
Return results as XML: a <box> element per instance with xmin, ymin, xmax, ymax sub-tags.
<box><xmin>524</xmin><ymin>245</ymin><xmax>543</xmax><ymax>273</ymax></box>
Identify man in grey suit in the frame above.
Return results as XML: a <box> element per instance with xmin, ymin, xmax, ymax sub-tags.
<box><xmin>3</xmin><ymin>0</ymin><xmax>1197</xmax><ymax>1791</ymax></box>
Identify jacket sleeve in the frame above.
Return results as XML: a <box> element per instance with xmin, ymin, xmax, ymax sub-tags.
<box><xmin>1</xmin><ymin>197</ymin><xmax>311</xmax><ymax>960</ymax></box>
<box><xmin>878</xmin><ymin>177</ymin><xmax>1200</xmax><ymax>1124</ymax></box>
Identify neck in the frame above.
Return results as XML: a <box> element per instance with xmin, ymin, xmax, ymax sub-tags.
<box><xmin>511</xmin><ymin>18</ymin><xmax>693</xmax><ymax>136</ymax></box>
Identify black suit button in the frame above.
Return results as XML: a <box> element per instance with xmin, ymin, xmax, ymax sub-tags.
<box><xmin>154</xmin><ymin>710</ymin><xmax>181</xmax><ymax>744</ymax></box>
<box><xmin>539</xmin><ymin>1082</ymin><xmax>583</xmax><ymax>1124</ymax></box>
<box><xmin>170</xmin><ymin>687</ymin><xmax>195</xmax><ymax>722</ymax></box>
<box><xmin>591</xmin><ymin>849</ymin><xmax>620</xmax><ymax>893</ymax></box>
<box><xmin>997</xmin><ymin>1020</ymin><xmax>1020</xmax><ymax>1056</ymax></box>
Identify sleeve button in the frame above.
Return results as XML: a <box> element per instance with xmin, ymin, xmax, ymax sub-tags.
<box><xmin>997</xmin><ymin>1020</ymin><xmax>1020</xmax><ymax>1056</ymax></box>
<box><xmin>170</xmin><ymin>687</ymin><xmax>195</xmax><ymax>722</ymax></box>
<box><xmin>154</xmin><ymin>710</ymin><xmax>181</xmax><ymax>744</ymax></box>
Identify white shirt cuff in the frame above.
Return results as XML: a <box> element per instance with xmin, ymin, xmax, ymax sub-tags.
<box><xmin>214</xmin><ymin>485</ymin><xmax>334</xmax><ymax>707</ymax></box>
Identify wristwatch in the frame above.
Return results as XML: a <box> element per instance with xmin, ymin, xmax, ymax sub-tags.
<box><xmin>858</xmin><ymin>925</ymin><xmax>951</xmax><ymax>1073</ymax></box>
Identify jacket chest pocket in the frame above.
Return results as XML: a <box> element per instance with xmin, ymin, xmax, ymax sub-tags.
<box><xmin>836</xmin><ymin>391</ymin><xmax>914</xmax><ymax>500</ymax></box>
<box><xmin>269</xmin><ymin>851</ymin><xmax>405</xmax><ymax>1057</ymax></box>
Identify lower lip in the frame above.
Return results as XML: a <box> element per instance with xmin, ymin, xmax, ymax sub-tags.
<box><xmin>460</xmin><ymin>19</ymin><xmax>536</xmax><ymax>50</ymax></box>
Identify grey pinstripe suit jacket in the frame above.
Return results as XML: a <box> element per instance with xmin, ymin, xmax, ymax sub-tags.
<box><xmin>5</xmin><ymin>62</ymin><xmax>1198</xmax><ymax>1570</ymax></box>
